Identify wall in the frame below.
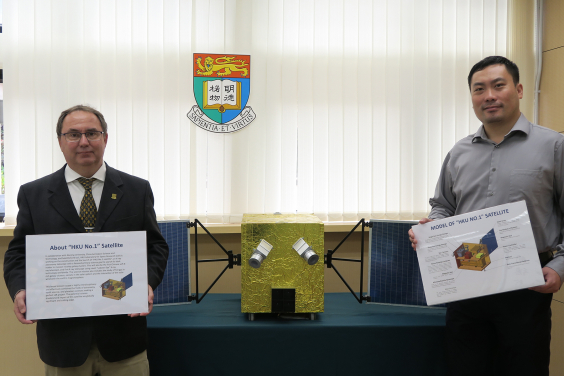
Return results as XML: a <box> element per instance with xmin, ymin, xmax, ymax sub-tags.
<box><xmin>538</xmin><ymin>1</ymin><xmax>564</xmax><ymax>375</ymax></box>
<box><xmin>507</xmin><ymin>0</ymin><xmax>536</xmax><ymax>121</ymax></box>
<box><xmin>0</xmin><ymin>237</ymin><xmax>43</xmax><ymax>375</ymax></box>
<box><xmin>539</xmin><ymin>0</ymin><xmax>564</xmax><ymax>132</ymax></box>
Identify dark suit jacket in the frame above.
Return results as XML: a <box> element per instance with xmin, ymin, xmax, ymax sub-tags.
<box><xmin>3</xmin><ymin>164</ymin><xmax>169</xmax><ymax>367</ymax></box>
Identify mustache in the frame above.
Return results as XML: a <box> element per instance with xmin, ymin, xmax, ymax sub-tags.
<box><xmin>482</xmin><ymin>102</ymin><xmax>503</xmax><ymax>110</ymax></box>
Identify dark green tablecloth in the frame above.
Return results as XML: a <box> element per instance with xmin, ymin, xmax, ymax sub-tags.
<box><xmin>147</xmin><ymin>293</ymin><xmax>447</xmax><ymax>376</ymax></box>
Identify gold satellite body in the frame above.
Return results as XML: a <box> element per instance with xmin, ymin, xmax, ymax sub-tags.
<box><xmin>241</xmin><ymin>214</ymin><xmax>324</xmax><ymax>313</ymax></box>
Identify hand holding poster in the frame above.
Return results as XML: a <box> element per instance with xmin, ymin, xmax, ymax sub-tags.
<box><xmin>26</xmin><ymin>231</ymin><xmax>148</xmax><ymax>320</ymax></box>
<box><xmin>412</xmin><ymin>201</ymin><xmax>545</xmax><ymax>305</ymax></box>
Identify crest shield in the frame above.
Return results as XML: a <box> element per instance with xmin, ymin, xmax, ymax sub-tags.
<box><xmin>188</xmin><ymin>53</ymin><xmax>255</xmax><ymax>133</ymax></box>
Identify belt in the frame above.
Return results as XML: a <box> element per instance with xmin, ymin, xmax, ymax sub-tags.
<box><xmin>539</xmin><ymin>250</ymin><xmax>555</xmax><ymax>267</ymax></box>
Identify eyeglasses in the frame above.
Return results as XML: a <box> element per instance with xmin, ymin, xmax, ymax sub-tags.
<box><xmin>61</xmin><ymin>131</ymin><xmax>105</xmax><ymax>142</ymax></box>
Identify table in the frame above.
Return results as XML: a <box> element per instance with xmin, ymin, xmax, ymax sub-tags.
<box><xmin>147</xmin><ymin>293</ymin><xmax>448</xmax><ymax>376</ymax></box>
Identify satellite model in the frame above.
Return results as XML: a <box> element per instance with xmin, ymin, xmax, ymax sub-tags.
<box><xmin>241</xmin><ymin>214</ymin><xmax>324</xmax><ymax>318</ymax></box>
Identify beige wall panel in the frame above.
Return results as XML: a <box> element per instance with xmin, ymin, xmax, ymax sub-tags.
<box><xmin>543</xmin><ymin>9</ymin><xmax>564</xmax><ymax>374</ymax></box>
<box><xmin>543</xmin><ymin>0</ymin><xmax>564</xmax><ymax>52</ymax></box>
<box><xmin>0</xmin><ymin>238</ymin><xmax>44</xmax><ymax>376</ymax></box>
<box><xmin>324</xmin><ymin>232</ymin><xmax>369</xmax><ymax>294</ymax></box>
<box><xmin>190</xmin><ymin>232</ymin><xmax>369</xmax><ymax>295</ymax></box>
<box><xmin>191</xmin><ymin>233</ymin><xmax>242</xmax><ymax>294</ymax></box>
<box><xmin>508</xmin><ymin>0</ymin><xmax>536</xmax><ymax>122</ymax></box>
<box><xmin>539</xmin><ymin>48</ymin><xmax>564</xmax><ymax>132</ymax></box>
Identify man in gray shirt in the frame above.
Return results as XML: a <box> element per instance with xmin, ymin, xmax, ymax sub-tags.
<box><xmin>409</xmin><ymin>56</ymin><xmax>563</xmax><ymax>376</ymax></box>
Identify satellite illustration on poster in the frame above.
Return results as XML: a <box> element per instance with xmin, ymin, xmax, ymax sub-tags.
<box><xmin>101</xmin><ymin>273</ymin><xmax>133</xmax><ymax>301</ymax></box>
<box><xmin>452</xmin><ymin>229</ymin><xmax>497</xmax><ymax>272</ymax></box>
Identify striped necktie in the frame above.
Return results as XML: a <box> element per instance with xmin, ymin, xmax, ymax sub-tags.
<box><xmin>77</xmin><ymin>178</ymin><xmax>97</xmax><ymax>232</ymax></box>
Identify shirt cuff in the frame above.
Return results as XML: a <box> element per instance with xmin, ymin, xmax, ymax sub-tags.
<box><xmin>546</xmin><ymin>255</ymin><xmax>564</xmax><ymax>284</ymax></box>
<box><xmin>13</xmin><ymin>289</ymin><xmax>25</xmax><ymax>301</ymax></box>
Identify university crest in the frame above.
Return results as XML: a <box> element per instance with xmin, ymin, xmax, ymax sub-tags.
<box><xmin>187</xmin><ymin>53</ymin><xmax>256</xmax><ymax>133</ymax></box>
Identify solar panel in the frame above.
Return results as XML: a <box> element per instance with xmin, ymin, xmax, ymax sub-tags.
<box><xmin>153</xmin><ymin>221</ymin><xmax>191</xmax><ymax>305</ymax></box>
<box><xmin>368</xmin><ymin>220</ymin><xmax>445</xmax><ymax>308</ymax></box>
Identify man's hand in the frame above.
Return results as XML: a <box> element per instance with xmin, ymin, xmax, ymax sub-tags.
<box><xmin>408</xmin><ymin>218</ymin><xmax>434</xmax><ymax>251</ymax></box>
<box><xmin>129</xmin><ymin>285</ymin><xmax>154</xmax><ymax>318</ymax></box>
<box><xmin>529</xmin><ymin>267</ymin><xmax>562</xmax><ymax>294</ymax></box>
<box><xmin>13</xmin><ymin>290</ymin><xmax>35</xmax><ymax>324</ymax></box>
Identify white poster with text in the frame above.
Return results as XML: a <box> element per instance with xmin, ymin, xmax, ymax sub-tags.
<box><xmin>26</xmin><ymin>231</ymin><xmax>148</xmax><ymax>320</ymax></box>
<box><xmin>412</xmin><ymin>201</ymin><xmax>545</xmax><ymax>305</ymax></box>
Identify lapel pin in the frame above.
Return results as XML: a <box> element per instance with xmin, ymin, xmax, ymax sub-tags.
<box><xmin>111</xmin><ymin>194</ymin><xmax>117</xmax><ymax>200</ymax></box>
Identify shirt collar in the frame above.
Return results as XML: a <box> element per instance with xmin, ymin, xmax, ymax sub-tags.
<box><xmin>64</xmin><ymin>162</ymin><xmax>107</xmax><ymax>183</ymax></box>
<box><xmin>472</xmin><ymin>113</ymin><xmax>530</xmax><ymax>143</ymax></box>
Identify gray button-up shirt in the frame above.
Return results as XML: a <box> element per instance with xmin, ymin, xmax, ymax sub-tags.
<box><xmin>429</xmin><ymin>113</ymin><xmax>564</xmax><ymax>280</ymax></box>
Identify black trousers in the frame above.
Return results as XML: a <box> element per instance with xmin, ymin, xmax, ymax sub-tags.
<box><xmin>446</xmin><ymin>289</ymin><xmax>553</xmax><ymax>376</ymax></box>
